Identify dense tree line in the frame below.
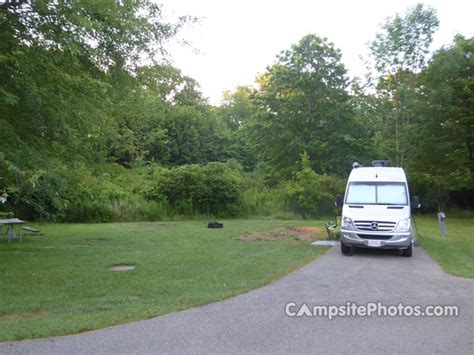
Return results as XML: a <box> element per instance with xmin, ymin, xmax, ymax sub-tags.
<box><xmin>0</xmin><ymin>2</ymin><xmax>472</xmax><ymax>221</ymax></box>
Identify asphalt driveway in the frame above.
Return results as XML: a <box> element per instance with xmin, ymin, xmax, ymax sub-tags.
<box><xmin>1</xmin><ymin>246</ymin><xmax>473</xmax><ymax>354</ymax></box>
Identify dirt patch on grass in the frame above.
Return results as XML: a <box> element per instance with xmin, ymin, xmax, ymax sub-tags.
<box><xmin>2</xmin><ymin>311</ymin><xmax>49</xmax><ymax>321</ymax></box>
<box><xmin>238</xmin><ymin>226</ymin><xmax>326</xmax><ymax>242</ymax></box>
<box><xmin>292</xmin><ymin>226</ymin><xmax>324</xmax><ymax>234</ymax></box>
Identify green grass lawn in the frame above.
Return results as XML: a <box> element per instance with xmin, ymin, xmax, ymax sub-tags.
<box><xmin>415</xmin><ymin>216</ymin><xmax>474</xmax><ymax>278</ymax></box>
<box><xmin>0</xmin><ymin>220</ymin><xmax>329</xmax><ymax>342</ymax></box>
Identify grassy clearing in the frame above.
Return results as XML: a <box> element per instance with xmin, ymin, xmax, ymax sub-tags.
<box><xmin>415</xmin><ymin>216</ymin><xmax>474</xmax><ymax>278</ymax></box>
<box><xmin>0</xmin><ymin>220</ymin><xmax>328</xmax><ymax>342</ymax></box>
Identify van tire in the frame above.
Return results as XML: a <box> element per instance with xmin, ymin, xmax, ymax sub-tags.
<box><xmin>341</xmin><ymin>242</ymin><xmax>353</xmax><ymax>256</ymax></box>
<box><xmin>402</xmin><ymin>244</ymin><xmax>412</xmax><ymax>257</ymax></box>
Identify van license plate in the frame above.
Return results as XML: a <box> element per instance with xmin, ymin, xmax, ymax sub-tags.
<box><xmin>368</xmin><ymin>240</ymin><xmax>382</xmax><ymax>247</ymax></box>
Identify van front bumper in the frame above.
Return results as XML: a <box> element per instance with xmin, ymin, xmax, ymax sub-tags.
<box><xmin>341</xmin><ymin>230</ymin><xmax>412</xmax><ymax>249</ymax></box>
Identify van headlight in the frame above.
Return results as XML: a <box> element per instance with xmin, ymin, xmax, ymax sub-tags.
<box><xmin>395</xmin><ymin>217</ymin><xmax>411</xmax><ymax>231</ymax></box>
<box><xmin>342</xmin><ymin>216</ymin><xmax>355</xmax><ymax>230</ymax></box>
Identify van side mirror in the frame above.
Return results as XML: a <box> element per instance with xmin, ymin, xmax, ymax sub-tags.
<box><xmin>335</xmin><ymin>194</ymin><xmax>344</xmax><ymax>208</ymax></box>
<box><xmin>411</xmin><ymin>196</ymin><xmax>421</xmax><ymax>209</ymax></box>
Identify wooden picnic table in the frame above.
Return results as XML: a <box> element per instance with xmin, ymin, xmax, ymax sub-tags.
<box><xmin>0</xmin><ymin>218</ymin><xmax>27</xmax><ymax>243</ymax></box>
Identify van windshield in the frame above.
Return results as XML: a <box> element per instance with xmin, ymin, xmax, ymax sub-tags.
<box><xmin>345</xmin><ymin>182</ymin><xmax>408</xmax><ymax>205</ymax></box>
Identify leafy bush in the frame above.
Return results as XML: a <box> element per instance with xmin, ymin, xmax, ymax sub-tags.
<box><xmin>113</xmin><ymin>195</ymin><xmax>172</xmax><ymax>221</ymax></box>
<box><xmin>409</xmin><ymin>172</ymin><xmax>474</xmax><ymax>213</ymax></box>
<box><xmin>408</xmin><ymin>173</ymin><xmax>448</xmax><ymax>212</ymax></box>
<box><xmin>239</xmin><ymin>176</ymin><xmax>284</xmax><ymax>216</ymax></box>
<box><xmin>13</xmin><ymin>160</ymin><xmax>466</xmax><ymax>223</ymax></box>
<box><xmin>282</xmin><ymin>153</ymin><xmax>344</xmax><ymax>218</ymax></box>
<box><xmin>144</xmin><ymin>163</ymin><xmax>244</xmax><ymax>216</ymax></box>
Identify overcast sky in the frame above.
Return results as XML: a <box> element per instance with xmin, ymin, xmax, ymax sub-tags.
<box><xmin>160</xmin><ymin>0</ymin><xmax>474</xmax><ymax>105</ymax></box>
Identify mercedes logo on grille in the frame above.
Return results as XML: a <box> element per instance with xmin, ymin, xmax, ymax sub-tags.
<box><xmin>370</xmin><ymin>221</ymin><xmax>379</xmax><ymax>230</ymax></box>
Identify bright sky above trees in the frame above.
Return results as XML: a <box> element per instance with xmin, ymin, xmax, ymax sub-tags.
<box><xmin>161</xmin><ymin>0</ymin><xmax>474</xmax><ymax>104</ymax></box>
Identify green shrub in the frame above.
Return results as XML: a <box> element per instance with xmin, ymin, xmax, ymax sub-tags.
<box><xmin>409</xmin><ymin>173</ymin><xmax>451</xmax><ymax>212</ymax></box>
<box><xmin>20</xmin><ymin>167</ymin><xmax>70</xmax><ymax>221</ymax></box>
<box><xmin>240</xmin><ymin>178</ymin><xmax>283</xmax><ymax>216</ymax></box>
<box><xmin>144</xmin><ymin>162</ymin><xmax>244</xmax><ymax>217</ymax></box>
<box><xmin>409</xmin><ymin>172</ymin><xmax>474</xmax><ymax>213</ymax></box>
<box><xmin>113</xmin><ymin>195</ymin><xmax>172</xmax><ymax>221</ymax></box>
<box><xmin>2</xmin><ymin>152</ymin><xmax>349</xmax><ymax>222</ymax></box>
<box><xmin>282</xmin><ymin>153</ymin><xmax>344</xmax><ymax>218</ymax></box>
<box><xmin>1</xmin><ymin>159</ymin><xmax>126</xmax><ymax>222</ymax></box>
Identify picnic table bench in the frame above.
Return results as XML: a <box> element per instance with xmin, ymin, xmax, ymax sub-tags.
<box><xmin>21</xmin><ymin>226</ymin><xmax>41</xmax><ymax>238</ymax></box>
<box><xmin>0</xmin><ymin>218</ymin><xmax>41</xmax><ymax>243</ymax></box>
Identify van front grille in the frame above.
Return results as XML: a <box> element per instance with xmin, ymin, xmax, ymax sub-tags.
<box><xmin>357</xmin><ymin>234</ymin><xmax>393</xmax><ymax>240</ymax></box>
<box><xmin>354</xmin><ymin>220</ymin><xmax>396</xmax><ymax>232</ymax></box>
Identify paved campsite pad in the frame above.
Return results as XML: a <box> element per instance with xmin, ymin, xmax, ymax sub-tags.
<box><xmin>237</xmin><ymin>226</ymin><xmax>326</xmax><ymax>242</ymax></box>
<box><xmin>311</xmin><ymin>240</ymin><xmax>339</xmax><ymax>246</ymax></box>
<box><xmin>3</xmin><ymin>246</ymin><xmax>472</xmax><ymax>354</ymax></box>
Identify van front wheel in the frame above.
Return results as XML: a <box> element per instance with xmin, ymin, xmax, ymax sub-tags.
<box><xmin>341</xmin><ymin>241</ymin><xmax>353</xmax><ymax>256</ymax></box>
<box><xmin>402</xmin><ymin>244</ymin><xmax>413</xmax><ymax>257</ymax></box>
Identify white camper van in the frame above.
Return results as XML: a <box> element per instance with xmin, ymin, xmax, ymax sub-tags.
<box><xmin>336</xmin><ymin>160</ymin><xmax>420</xmax><ymax>257</ymax></box>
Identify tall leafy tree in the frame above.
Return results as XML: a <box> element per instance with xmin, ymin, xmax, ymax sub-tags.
<box><xmin>0</xmin><ymin>1</ymin><xmax>190</xmax><ymax>159</ymax></box>
<box><xmin>219</xmin><ymin>86</ymin><xmax>255</xmax><ymax>131</ymax></box>
<box><xmin>106</xmin><ymin>64</ymin><xmax>209</xmax><ymax>166</ymax></box>
<box><xmin>369</xmin><ymin>3</ymin><xmax>439</xmax><ymax>167</ymax></box>
<box><xmin>409</xmin><ymin>35</ymin><xmax>474</xmax><ymax>208</ymax></box>
<box><xmin>216</xmin><ymin>86</ymin><xmax>259</xmax><ymax>171</ymax></box>
<box><xmin>0</xmin><ymin>1</ymin><xmax>192</xmax><ymax>215</ymax></box>
<box><xmin>250</xmin><ymin>34</ymin><xmax>369</xmax><ymax>176</ymax></box>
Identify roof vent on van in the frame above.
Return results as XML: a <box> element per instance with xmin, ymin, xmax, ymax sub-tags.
<box><xmin>371</xmin><ymin>160</ymin><xmax>390</xmax><ymax>167</ymax></box>
<box><xmin>352</xmin><ymin>162</ymin><xmax>361</xmax><ymax>169</ymax></box>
